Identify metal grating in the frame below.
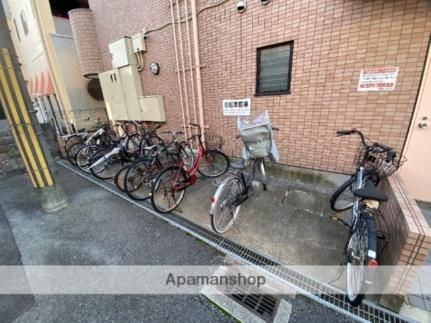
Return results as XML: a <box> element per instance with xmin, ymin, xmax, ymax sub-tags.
<box><xmin>58</xmin><ymin>160</ymin><xmax>417</xmax><ymax>323</ymax></box>
<box><xmin>223</xmin><ymin>283</ymin><xmax>280</xmax><ymax>322</ymax></box>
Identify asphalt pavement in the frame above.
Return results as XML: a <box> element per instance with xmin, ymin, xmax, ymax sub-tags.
<box><xmin>0</xmin><ymin>166</ymin><xmax>352</xmax><ymax>322</ymax></box>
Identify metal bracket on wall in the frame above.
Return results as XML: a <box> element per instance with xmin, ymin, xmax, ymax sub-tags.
<box><xmin>175</xmin><ymin>63</ymin><xmax>206</xmax><ymax>72</ymax></box>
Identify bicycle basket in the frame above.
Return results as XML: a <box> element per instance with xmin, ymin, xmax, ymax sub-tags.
<box><xmin>204</xmin><ymin>129</ymin><xmax>224</xmax><ymax>150</ymax></box>
<box><xmin>355</xmin><ymin>145</ymin><xmax>406</xmax><ymax>178</ymax></box>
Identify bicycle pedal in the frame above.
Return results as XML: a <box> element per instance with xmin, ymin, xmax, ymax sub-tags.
<box><xmin>329</xmin><ymin>216</ymin><xmax>339</xmax><ymax>221</ymax></box>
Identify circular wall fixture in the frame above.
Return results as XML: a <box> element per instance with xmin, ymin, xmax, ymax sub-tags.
<box><xmin>236</xmin><ymin>0</ymin><xmax>246</xmax><ymax>13</ymax></box>
<box><xmin>86</xmin><ymin>78</ymin><xmax>104</xmax><ymax>101</ymax></box>
<box><xmin>149</xmin><ymin>62</ymin><xmax>160</xmax><ymax>75</ymax></box>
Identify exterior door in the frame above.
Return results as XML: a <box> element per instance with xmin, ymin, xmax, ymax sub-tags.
<box><xmin>400</xmin><ymin>40</ymin><xmax>431</xmax><ymax>202</ymax></box>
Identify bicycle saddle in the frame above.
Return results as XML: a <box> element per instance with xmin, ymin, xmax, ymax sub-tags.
<box><xmin>353</xmin><ymin>181</ymin><xmax>388</xmax><ymax>202</ymax></box>
<box><xmin>231</xmin><ymin>159</ymin><xmax>247</xmax><ymax>170</ymax></box>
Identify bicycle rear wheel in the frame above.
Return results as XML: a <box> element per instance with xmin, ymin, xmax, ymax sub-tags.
<box><xmin>151</xmin><ymin>166</ymin><xmax>187</xmax><ymax>213</ymax></box>
<box><xmin>210</xmin><ymin>176</ymin><xmax>244</xmax><ymax>233</ymax></box>
<box><xmin>197</xmin><ymin>150</ymin><xmax>229</xmax><ymax>178</ymax></box>
<box><xmin>65</xmin><ymin>135</ymin><xmax>83</xmax><ymax>153</ymax></box>
<box><xmin>67</xmin><ymin>142</ymin><xmax>83</xmax><ymax>166</ymax></box>
<box><xmin>330</xmin><ymin>171</ymin><xmax>380</xmax><ymax>212</ymax></box>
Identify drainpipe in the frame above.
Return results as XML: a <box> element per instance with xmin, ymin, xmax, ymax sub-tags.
<box><xmin>190</xmin><ymin>0</ymin><xmax>205</xmax><ymax>142</ymax></box>
<box><xmin>184</xmin><ymin>0</ymin><xmax>197</xmax><ymax>126</ymax></box>
<box><xmin>175</xmin><ymin>0</ymin><xmax>191</xmax><ymax>138</ymax></box>
<box><xmin>169</xmin><ymin>0</ymin><xmax>187</xmax><ymax>137</ymax></box>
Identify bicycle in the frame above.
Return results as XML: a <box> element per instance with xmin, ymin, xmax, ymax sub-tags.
<box><xmin>209</xmin><ymin>125</ymin><xmax>278</xmax><ymax>233</ymax></box>
<box><xmin>330</xmin><ymin>128</ymin><xmax>400</xmax><ymax>306</ymax></box>
<box><xmin>87</xmin><ymin>122</ymin><xmax>147</xmax><ymax>179</ymax></box>
<box><xmin>150</xmin><ymin>123</ymin><xmax>230</xmax><ymax>213</ymax></box>
<box><xmin>123</xmin><ymin>130</ymin><xmax>194</xmax><ymax>201</ymax></box>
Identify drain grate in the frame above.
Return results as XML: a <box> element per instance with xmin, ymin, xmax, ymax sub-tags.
<box><xmin>58</xmin><ymin>160</ymin><xmax>417</xmax><ymax>323</ymax></box>
<box><xmin>224</xmin><ymin>284</ymin><xmax>280</xmax><ymax>322</ymax></box>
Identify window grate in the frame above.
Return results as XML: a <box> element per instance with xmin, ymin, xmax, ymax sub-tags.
<box><xmin>256</xmin><ymin>41</ymin><xmax>294</xmax><ymax>96</ymax></box>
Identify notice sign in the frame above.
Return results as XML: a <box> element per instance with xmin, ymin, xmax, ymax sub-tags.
<box><xmin>357</xmin><ymin>67</ymin><xmax>399</xmax><ymax>92</ymax></box>
<box><xmin>222</xmin><ymin>98</ymin><xmax>251</xmax><ymax>116</ymax></box>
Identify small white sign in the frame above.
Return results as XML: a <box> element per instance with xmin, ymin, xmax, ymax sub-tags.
<box><xmin>357</xmin><ymin>67</ymin><xmax>399</xmax><ymax>92</ymax></box>
<box><xmin>222</xmin><ymin>98</ymin><xmax>251</xmax><ymax>116</ymax></box>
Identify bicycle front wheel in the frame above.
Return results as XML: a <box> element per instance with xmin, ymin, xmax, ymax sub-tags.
<box><xmin>197</xmin><ymin>150</ymin><xmax>229</xmax><ymax>178</ymax></box>
<box><xmin>210</xmin><ymin>176</ymin><xmax>244</xmax><ymax>233</ymax></box>
<box><xmin>125</xmin><ymin>158</ymin><xmax>160</xmax><ymax>200</ymax></box>
<box><xmin>151</xmin><ymin>166</ymin><xmax>187</xmax><ymax>213</ymax></box>
<box><xmin>76</xmin><ymin>145</ymin><xmax>99</xmax><ymax>173</ymax></box>
<box><xmin>90</xmin><ymin>150</ymin><xmax>124</xmax><ymax>180</ymax></box>
<box><xmin>346</xmin><ymin>217</ymin><xmax>368</xmax><ymax>306</ymax></box>
<box><xmin>115</xmin><ymin>164</ymin><xmax>132</xmax><ymax>192</ymax></box>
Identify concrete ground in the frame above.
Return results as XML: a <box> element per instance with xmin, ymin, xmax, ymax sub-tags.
<box><xmin>180</xmin><ymin>173</ymin><xmax>349</xmax><ymax>267</ymax></box>
<box><xmin>0</xmin><ymin>167</ymin><xmax>353</xmax><ymax>322</ymax></box>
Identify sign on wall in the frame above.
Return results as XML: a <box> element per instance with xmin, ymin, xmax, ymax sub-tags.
<box><xmin>357</xmin><ymin>67</ymin><xmax>399</xmax><ymax>92</ymax></box>
<box><xmin>222</xmin><ymin>98</ymin><xmax>251</xmax><ymax>116</ymax></box>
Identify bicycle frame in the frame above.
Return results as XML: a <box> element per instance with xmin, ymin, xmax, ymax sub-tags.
<box><xmin>352</xmin><ymin>166</ymin><xmax>365</xmax><ymax>230</ymax></box>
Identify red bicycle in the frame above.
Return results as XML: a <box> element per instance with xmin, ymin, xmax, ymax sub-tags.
<box><xmin>150</xmin><ymin>123</ymin><xmax>230</xmax><ymax>213</ymax></box>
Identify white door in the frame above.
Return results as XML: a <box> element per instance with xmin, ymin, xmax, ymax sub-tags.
<box><xmin>400</xmin><ymin>40</ymin><xmax>431</xmax><ymax>202</ymax></box>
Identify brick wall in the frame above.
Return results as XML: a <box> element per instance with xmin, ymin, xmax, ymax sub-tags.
<box><xmin>378</xmin><ymin>175</ymin><xmax>431</xmax><ymax>294</ymax></box>
<box><xmin>85</xmin><ymin>0</ymin><xmax>431</xmax><ymax>174</ymax></box>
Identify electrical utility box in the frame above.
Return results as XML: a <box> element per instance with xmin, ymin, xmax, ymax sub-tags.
<box><xmin>109</xmin><ymin>37</ymin><xmax>138</xmax><ymax>68</ymax></box>
<box><xmin>132</xmin><ymin>32</ymin><xmax>146</xmax><ymax>53</ymax></box>
<box><xmin>99</xmin><ymin>65</ymin><xmax>166</xmax><ymax>122</ymax></box>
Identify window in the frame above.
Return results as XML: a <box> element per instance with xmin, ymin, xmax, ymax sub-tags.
<box><xmin>13</xmin><ymin>19</ymin><xmax>21</xmax><ymax>42</ymax></box>
<box><xmin>20</xmin><ymin>10</ymin><xmax>29</xmax><ymax>36</ymax></box>
<box><xmin>256</xmin><ymin>41</ymin><xmax>293</xmax><ymax>96</ymax></box>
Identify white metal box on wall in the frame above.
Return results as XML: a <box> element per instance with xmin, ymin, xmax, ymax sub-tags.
<box><xmin>109</xmin><ymin>37</ymin><xmax>138</xmax><ymax>68</ymax></box>
<box><xmin>139</xmin><ymin>96</ymin><xmax>166</xmax><ymax>122</ymax></box>
<box><xmin>99</xmin><ymin>65</ymin><xmax>166</xmax><ymax>122</ymax></box>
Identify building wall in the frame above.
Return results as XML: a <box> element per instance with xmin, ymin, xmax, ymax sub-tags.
<box><xmin>51</xmin><ymin>33</ymin><xmax>107</xmax><ymax>128</ymax></box>
<box><xmin>86</xmin><ymin>0</ymin><xmax>431</xmax><ymax>174</ymax></box>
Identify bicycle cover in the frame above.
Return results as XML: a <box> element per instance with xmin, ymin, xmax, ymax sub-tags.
<box><xmin>237</xmin><ymin>111</ymin><xmax>279</xmax><ymax>161</ymax></box>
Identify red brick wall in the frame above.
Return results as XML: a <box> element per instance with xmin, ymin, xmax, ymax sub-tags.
<box><xmin>86</xmin><ymin>0</ymin><xmax>431</xmax><ymax>174</ymax></box>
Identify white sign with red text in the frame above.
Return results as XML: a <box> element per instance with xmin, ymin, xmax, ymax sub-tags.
<box><xmin>357</xmin><ymin>67</ymin><xmax>399</xmax><ymax>92</ymax></box>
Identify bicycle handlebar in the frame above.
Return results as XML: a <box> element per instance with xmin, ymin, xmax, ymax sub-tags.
<box><xmin>336</xmin><ymin>128</ymin><xmax>396</xmax><ymax>162</ymax></box>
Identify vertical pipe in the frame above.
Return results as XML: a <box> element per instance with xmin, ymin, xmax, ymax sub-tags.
<box><xmin>169</xmin><ymin>0</ymin><xmax>187</xmax><ymax>137</ymax></box>
<box><xmin>184</xmin><ymin>0</ymin><xmax>197</xmax><ymax>126</ymax></box>
<box><xmin>175</xmin><ymin>0</ymin><xmax>191</xmax><ymax>138</ymax></box>
<box><xmin>190</xmin><ymin>0</ymin><xmax>205</xmax><ymax>142</ymax></box>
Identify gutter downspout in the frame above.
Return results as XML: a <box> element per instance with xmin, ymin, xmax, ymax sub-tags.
<box><xmin>184</xmin><ymin>0</ymin><xmax>197</xmax><ymax>127</ymax></box>
<box><xmin>175</xmin><ymin>0</ymin><xmax>191</xmax><ymax>138</ymax></box>
<box><xmin>169</xmin><ymin>0</ymin><xmax>187</xmax><ymax>137</ymax></box>
<box><xmin>190</xmin><ymin>0</ymin><xmax>205</xmax><ymax>142</ymax></box>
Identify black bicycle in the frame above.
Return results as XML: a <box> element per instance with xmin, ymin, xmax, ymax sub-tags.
<box><xmin>331</xmin><ymin>129</ymin><xmax>401</xmax><ymax>306</ymax></box>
